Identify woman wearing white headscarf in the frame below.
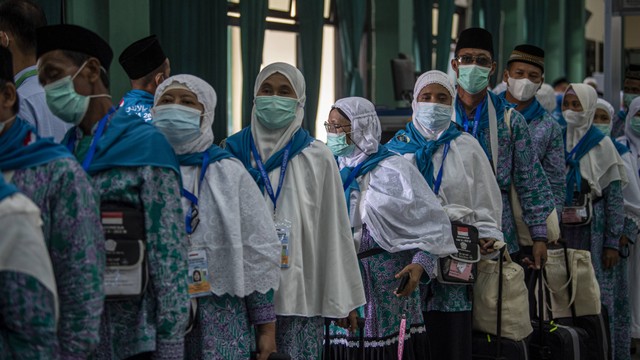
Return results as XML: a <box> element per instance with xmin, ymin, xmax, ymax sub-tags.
<box><xmin>325</xmin><ymin>96</ymin><xmax>455</xmax><ymax>358</ymax></box>
<box><xmin>387</xmin><ymin>70</ymin><xmax>504</xmax><ymax>359</ymax></box>
<box><xmin>224</xmin><ymin>63</ymin><xmax>366</xmax><ymax>359</ymax></box>
<box><xmin>616</xmin><ymin>97</ymin><xmax>640</xmax><ymax>347</ymax></box>
<box><xmin>562</xmin><ymin>83</ymin><xmax>629</xmax><ymax>359</ymax></box>
<box><xmin>152</xmin><ymin>75</ymin><xmax>281</xmax><ymax>360</ymax></box>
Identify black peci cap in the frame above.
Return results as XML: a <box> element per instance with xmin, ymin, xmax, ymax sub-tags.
<box><xmin>36</xmin><ymin>24</ymin><xmax>113</xmax><ymax>71</ymax></box>
<box><xmin>455</xmin><ymin>27</ymin><xmax>494</xmax><ymax>58</ymax></box>
<box><xmin>118</xmin><ymin>35</ymin><xmax>167</xmax><ymax>80</ymax></box>
<box><xmin>507</xmin><ymin>44</ymin><xmax>545</xmax><ymax>72</ymax></box>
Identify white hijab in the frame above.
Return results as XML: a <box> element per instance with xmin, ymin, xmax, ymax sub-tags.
<box><xmin>245</xmin><ymin>63</ymin><xmax>366</xmax><ymax>318</ymax></box>
<box><xmin>154</xmin><ymin>75</ymin><xmax>281</xmax><ymax>297</ymax></box>
<box><xmin>333</xmin><ymin>96</ymin><xmax>456</xmax><ymax>255</ymax></box>
<box><xmin>411</xmin><ymin>70</ymin><xmax>456</xmax><ymax>138</ymax></box>
<box><xmin>564</xmin><ymin>84</ymin><xmax>627</xmax><ymax>197</ymax></box>
<box><xmin>333</xmin><ymin>97</ymin><xmax>381</xmax><ymax>167</ymax></box>
<box><xmin>154</xmin><ymin>74</ymin><xmax>217</xmax><ymax>155</ymax></box>
<box><xmin>401</xmin><ymin>71</ymin><xmax>504</xmax><ymax>241</ymax></box>
<box><xmin>618</xmin><ymin>97</ymin><xmax>640</xmax><ymax>227</ymax></box>
<box><xmin>251</xmin><ymin>62</ymin><xmax>306</xmax><ymax>160</ymax></box>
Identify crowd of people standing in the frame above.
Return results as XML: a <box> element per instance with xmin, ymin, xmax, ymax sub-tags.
<box><xmin>2</xmin><ymin>1</ymin><xmax>640</xmax><ymax>360</ymax></box>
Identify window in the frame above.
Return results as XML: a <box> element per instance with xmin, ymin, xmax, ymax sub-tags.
<box><xmin>227</xmin><ymin>0</ymin><xmax>336</xmax><ymax>140</ymax></box>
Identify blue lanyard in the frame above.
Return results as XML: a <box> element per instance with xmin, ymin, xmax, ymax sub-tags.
<box><xmin>250</xmin><ymin>135</ymin><xmax>293</xmax><ymax>213</ymax></box>
<box><xmin>66</xmin><ymin>107</ymin><xmax>116</xmax><ymax>172</ymax></box>
<box><xmin>182</xmin><ymin>152</ymin><xmax>210</xmax><ymax>235</ymax></box>
<box><xmin>433</xmin><ymin>142</ymin><xmax>451</xmax><ymax>196</ymax></box>
<box><xmin>462</xmin><ymin>98</ymin><xmax>486</xmax><ymax>138</ymax></box>
<box><xmin>566</xmin><ymin>134</ymin><xmax>589</xmax><ymax>161</ymax></box>
<box><xmin>342</xmin><ymin>159</ymin><xmax>368</xmax><ymax>192</ymax></box>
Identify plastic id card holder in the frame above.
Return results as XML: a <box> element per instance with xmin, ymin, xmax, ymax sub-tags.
<box><xmin>275</xmin><ymin>220</ymin><xmax>292</xmax><ymax>269</ymax></box>
<box><xmin>101</xmin><ymin>202</ymin><xmax>148</xmax><ymax>301</ymax></box>
<box><xmin>188</xmin><ymin>249</ymin><xmax>212</xmax><ymax>298</ymax></box>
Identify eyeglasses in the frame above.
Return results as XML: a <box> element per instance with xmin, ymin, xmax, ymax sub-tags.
<box><xmin>456</xmin><ymin>55</ymin><xmax>493</xmax><ymax>67</ymax></box>
<box><xmin>324</xmin><ymin>121</ymin><xmax>352</xmax><ymax>133</ymax></box>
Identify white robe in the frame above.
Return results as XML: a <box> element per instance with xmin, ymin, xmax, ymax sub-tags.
<box><xmin>262</xmin><ymin>141</ymin><xmax>366</xmax><ymax>318</ymax></box>
<box><xmin>402</xmin><ymin>133</ymin><xmax>504</xmax><ymax>240</ymax></box>
<box><xmin>180</xmin><ymin>158</ymin><xmax>281</xmax><ymax>298</ymax></box>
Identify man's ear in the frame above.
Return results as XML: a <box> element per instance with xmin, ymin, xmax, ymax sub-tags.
<box><xmin>0</xmin><ymin>83</ymin><xmax>17</xmax><ymax>112</ymax></box>
<box><xmin>84</xmin><ymin>57</ymin><xmax>103</xmax><ymax>84</ymax></box>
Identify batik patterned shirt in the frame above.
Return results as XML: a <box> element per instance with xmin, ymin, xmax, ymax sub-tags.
<box><xmin>11</xmin><ymin>158</ymin><xmax>105</xmax><ymax>359</ymax></box>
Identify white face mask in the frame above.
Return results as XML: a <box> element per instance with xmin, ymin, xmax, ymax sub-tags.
<box><xmin>507</xmin><ymin>77</ymin><xmax>540</xmax><ymax>102</ymax></box>
<box><xmin>414</xmin><ymin>102</ymin><xmax>453</xmax><ymax>138</ymax></box>
<box><xmin>563</xmin><ymin>110</ymin><xmax>587</xmax><ymax>126</ymax></box>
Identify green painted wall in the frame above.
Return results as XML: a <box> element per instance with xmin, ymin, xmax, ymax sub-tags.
<box><xmin>373</xmin><ymin>0</ymin><xmax>414</xmax><ymax>108</ymax></box>
<box><xmin>63</xmin><ymin>0</ymin><xmax>150</xmax><ymax>100</ymax></box>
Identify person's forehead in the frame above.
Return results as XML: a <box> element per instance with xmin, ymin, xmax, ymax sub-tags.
<box><xmin>509</xmin><ymin>61</ymin><xmax>542</xmax><ymax>74</ymax></box>
<box><xmin>595</xmin><ymin>108</ymin><xmax>609</xmax><ymax>115</ymax></box>
<box><xmin>328</xmin><ymin>108</ymin><xmax>350</xmax><ymax>123</ymax></box>
<box><xmin>37</xmin><ymin>50</ymin><xmax>75</xmax><ymax>67</ymax></box>
<box><xmin>419</xmin><ymin>83</ymin><xmax>450</xmax><ymax>94</ymax></box>
<box><xmin>457</xmin><ymin>48</ymin><xmax>491</xmax><ymax>57</ymax></box>
<box><xmin>161</xmin><ymin>88</ymin><xmax>197</xmax><ymax>98</ymax></box>
<box><xmin>263</xmin><ymin>72</ymin><xmax>293</xmax><ymax>86</ymax></box>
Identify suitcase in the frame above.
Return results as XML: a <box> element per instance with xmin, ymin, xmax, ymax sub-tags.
<box><xmin>472</xmin><ymin>246</ymin><xmax>530</xmax><ymax>360</ymax></box>
<box><xmin>529</xmin><ymin>268</ymin><xmax>588</xmax><ymax>360</ymax></box>
<box><xmin>546</xmin><ymin>243</ymin><xmax>612</xmax><ymax>360</ymax></box>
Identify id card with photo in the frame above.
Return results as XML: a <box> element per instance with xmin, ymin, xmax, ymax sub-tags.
<box><xmin>275</xmin><ymin>220</ymin><xmax>292</xmax><ymax>269</ymax></box>
<box><xmin>188</xmin><ymin>249</ymin><xmax>211</xmax><ymax>298</ymax></box>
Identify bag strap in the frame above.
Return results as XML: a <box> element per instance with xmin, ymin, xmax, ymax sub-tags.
<box><xmin>488</xmin><ymin>99</ymin><xmax>501</xmax><ymax>174</ymax></box>
<box><xmin>562</xmin><ymin>242</ymin><xmax>578</xmax><ymax>320</ymax></box>
<box><xmin>496</xmin><ymin>245</ymin><xmax>505</xmax><ymax>358</ymax></box>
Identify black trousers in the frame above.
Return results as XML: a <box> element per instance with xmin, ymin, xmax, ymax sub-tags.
<box><xmin>424</xmin><ymin>310</ymin><xmax>472</xmax><ymax>360</ymax></box>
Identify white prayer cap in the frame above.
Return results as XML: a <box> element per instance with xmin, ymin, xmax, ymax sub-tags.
<box><xmin>595</xmin><ymin>98</ymin><xmax>615</xmax><ymax>120</ymax></box>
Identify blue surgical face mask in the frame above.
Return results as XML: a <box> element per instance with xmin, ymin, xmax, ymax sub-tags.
<box><xmin>593</xmin><ymin>124</ymin><xmax>611</xmax><ymax>136</ymax></box>
<box><xmin>631</xmin><ymin>116</ymin><xmax>640</xmax><ymax>135</ymax></box>
<box><xmin>326</xmin><ymin>132</ymin><xmax>355</xmax><ymax>157</ymax></box>
<box><xmin>43</xmin><ymin>61</ymin><xmax>111</xmax><ymax>125</ymax></box>
<box><xmin>624</xmin><ymin>93</ymin><xmax>640</xmax><ymax>108</ymax></box>
<box><xmin>457</xmin><ymin>64</ymin><xmax>491</xmax><ymax>94</ymax></box>
<box><xmin>151</xmin><ymin>104</ymin><xmax>203</xmax><ymax>146</ymax></box>
<box><xmin>254</xmin><ymin>95</ymin><xmax>298</xmax><ymax>130</ymax></box>
<box><xmin>414</xmin><ymin>102</ymin><xmax>453</xmax><ymax>137</ymax></box>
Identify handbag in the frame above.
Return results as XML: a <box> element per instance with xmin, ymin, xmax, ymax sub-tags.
<box><xmin>473</xmin><ymin>241</ymin><xmax>533</xmax><ymax>341</ymax></box>
<box><xmin>541</xmin><ymin>243</ymin><xmax>601</xmax><ymax>318</ymax></box>
<box><xmin>437</xmin><ymin>222</ymin><xmax>480</xmax><ymax>285</ymax></box>
<box><xmin>503</xmin><ymin>108</ymin><xmax>561</xmax><ymax>245</ymax></box>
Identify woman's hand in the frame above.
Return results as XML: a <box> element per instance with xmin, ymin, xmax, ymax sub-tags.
<box><xmin>336</xmin><ymin>310</ymin><xmax>358</xmax><ymax>332</ymax></box>
<box><xmin>394</xmin><ymin>263</ymin><xmax>424</xmax><ymax>297</ymax></box>
<box><xmin>255</xmin><ymin>322</ymin><xmax>277</xmax><ymax>360</ymax></box>
<box><xmin>602</xmin><ymin>248</ymin><xmax>620</xmax><ymax>269</ymax></box>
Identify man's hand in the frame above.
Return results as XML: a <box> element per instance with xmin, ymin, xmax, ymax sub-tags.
<box><xmin>603</xmin><ymin>248</ymin><xmax>620</xmax><ymax>269</ymax></box>
<box><xmin>479</xmin><ymin>238</ymin><xmax>497</xmax><ymax>255</ymax></box>
<box><xmin>336</xmin><ymin>310</ymin><xmax>358</xmax><ymax>332</ymax></box>
<box><xmin>531</xmin><ymin>241</ymin><xmax>548</xmax><ymax>269</ymax></box>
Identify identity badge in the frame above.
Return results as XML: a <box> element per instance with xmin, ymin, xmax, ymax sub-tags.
<box><xmin>275</xmin><ymin>219</ymin><xmax>292</xmax><ymax>269</ymax></box>
<box><xmin>187</xmin><ymin>249</ymin><xmax>211</xmax><ymax>298</ymax></box>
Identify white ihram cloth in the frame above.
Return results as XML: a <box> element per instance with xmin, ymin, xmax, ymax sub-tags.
<box><xmin>248</xmin><ymin>63</ymin><xmax>365</xmax><ymax>317</ymax></box>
